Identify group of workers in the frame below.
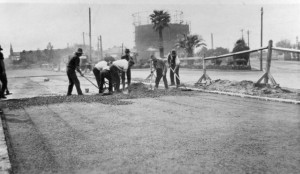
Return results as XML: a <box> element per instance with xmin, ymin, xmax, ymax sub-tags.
<box><xmin>66</xmin><ymin>47</ymin><xmax>181</xmax><ymax>96</ymax></box>
<box><xmin>151</xmin><ymin>49</ymin><xmax>181</xmax><ymax>90</ymax></box>
<box><xmin>66</xmin><ymin>48</ymin><xmax>134</xmax><ymax>96</ymax></box>
<box><xmin>0</xmin><ymin>45</ymin><xmax>181</xmax><ymax>98</ymax></box>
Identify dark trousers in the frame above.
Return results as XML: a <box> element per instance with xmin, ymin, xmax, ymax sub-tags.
<box><xmin>99</xmin><ymin>70</ymin><xmax>112</xmax><ymax>92</ymax></box>
<box><xmin>0</xmin><ymin>74</ymin><xmax>8</xmax><ymax>97</ymax></box>
<box><xmin>170</xmin><ymin>65</ymin><xmax>180</xmax><ymax>85</ymax></box>
<box><xmin>67</xmin><ymin>69</ymin><xmax>83</xmax><ymax>95</ymax></box>
<box><xmin>92</xmin><ymin>67</ymin><xmax>101</xmax><ymax>92</ymax></box>
<box><xmin>121</xmin><ymin>68</ymin><xmax>131</xmax><ymax>85</ymax></box>
<box><xmin>110</xmin><ymin>66</ymin><xmax>121</xmax><ymax>91</ymax></box>
<box><xmin>155</xmin><ymin>68</ymin><xmax>168</xmax><ymax>89</ymax></box>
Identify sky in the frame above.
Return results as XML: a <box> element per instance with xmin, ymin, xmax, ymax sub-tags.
<box><xmin>0</xmin><ymin>0</ymin><xmax>300</xmax><ymax>57</ymax></box>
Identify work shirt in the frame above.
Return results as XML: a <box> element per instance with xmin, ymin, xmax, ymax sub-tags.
<box><xmin>167</xmin><ymin>53</ymin><xmax>180</xmax><ymax>66</ymax></box>
<box><xmin>0</xmin><ymin>52</ymin><xmax>4</xmax><ymax>73</ymax></box>
<box><xmin>121</xmin><ymin>54</ymin><xmax>135</xmax><ymax>67</ymax></box>
<box><xmin>153</xmin><ymin>58</ymin><xmax>167</xmax><ymax>71</ymax></box>
<box><xmin>0</xmin><ymin>52</ymin><xmax>3</xmax><ymax>60</ymax></box>
<box><xmin>111</xmin><ymin>59</ymin><xmax>128</xmax><ymax>72</ymax></box>
<box><xmin>94</xmin><ymin>61</ymin><xmax>109</xmax><ymax>71</ymax></box>
<box><xmin>67</xmin><ymin>55</ymin><xmax>80</xmax><ymax>71</ymax></box>
<box><xmin>121</xmin><ymin>54</ymin><xmax>132</xmax><ymax>61</ymax></box>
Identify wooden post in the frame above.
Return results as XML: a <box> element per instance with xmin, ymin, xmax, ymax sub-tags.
<box><xmin>260</xmin><ymin>7</ymin><xmax>263</xmax><ymax>71</ymax></box>
<box><xmin>149</xmin><ymin>60</ymin><xmax>153</xmax><ymax>89</ymax></box>
<box><xmin>100</xmin><ymin>35</ymin><xmax>103</xmax><ymax>60</ymax></box>
<box><xmin>264</xmin><ymin>40</ymin><xmax>273</xmax><ymax>84</ymax></box>
<box><xmin>195</xmin><ymin>55</ymin><xmax>211</xmax><ymax>84</ymax></box>
<box><xmin>121</xmin><ymin>43</ymin><xmax>123</xmax><ymax>56</ymax></box>
<box><xmin>256</xmin><ymin>40</ymin><xmax>278</xmax><ymax>87</ymax></box>
<box><xmin>89</xmin><ymin>7</ymin><xmax>92</xmax><ymax>63</ymax></box>
<box><xmin>203</xmin><ymin>57</ymin><xmax>206</xmax><ymax>77</ymax></box>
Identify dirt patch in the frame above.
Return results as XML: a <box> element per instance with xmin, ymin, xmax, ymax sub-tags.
<box><xmin>0</xmin><ymin>82</ymin><xmax>197</xmax><ymax>110</ymax></box>
<box><xmin>195</xmin><ymin>79</ymin><xmax>300</xmax><ymax>101</ymax></box>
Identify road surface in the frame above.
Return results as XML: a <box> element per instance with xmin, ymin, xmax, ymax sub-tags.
<box><xmin>0</xmin><ymin>68</ymin><xmax>299</xmax><ymax>173</ymax></box>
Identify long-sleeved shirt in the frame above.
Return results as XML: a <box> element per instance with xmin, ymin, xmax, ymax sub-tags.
<box><xmin>121</xmin><ymin>54</ymin><xmax>131</xmax><ymax>61</ymax></box>
<box><xmin>167</xmin><ymin>53</ymin><xmax>180</xmax><ymax>66</ymax></box>
<box><xmin>0</xmin><ymin>52</ymin><xmax>4</xmax><ymax>73</ymax></box>
<box><xmin>67</xmin><ymin>55</ymin><xmax>80</xmax><ymax>71</ymax></box>
<box><xmin>94</xmin><ymin>61</ymin><xmax>109</xmax><ymax>71</ymax></box>
<box><xmin>111</xmin><ymin>59</ymin><xmax>128</xmax><ymax>72</ymax></box>
<box><xmin>153</xmin><ymin>58</ymin><xmax>167</xmax><ymax>72</ymax></box>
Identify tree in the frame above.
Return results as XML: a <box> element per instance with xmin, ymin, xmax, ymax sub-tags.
<box><xmin>197</xmin><ymin>47</ymin><xmax>229</xmax><ymax>65</ymax></box>
<box><xmin>149</xmin><ymin>10</ymin><xmax>170</xmax><ymax>58</ymax></box>
<box><xmin>175</xmin><ymin>34</ymin><xmax>206</xmax><ymax>57</ymax></box>
<box><xmin>275</xmin><ymin>39</ymin><xmax>292</xmax><ymax>49</ymax></box>
<box><xmin>275</xmin><ymin>39</ymin><xmax>292</xmax><ymax>60</ymax></box>
<box><xmin>232</xmin><ymin>39</ymin><xmax>250</xmax><ymax>65</ymax></box>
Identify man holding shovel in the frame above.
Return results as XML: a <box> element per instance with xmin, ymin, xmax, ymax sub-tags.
<box><xmin>93</xmin><ymin>60</ymin><xmax>110</xmax><ymax>93</ymax></box>
<box><xmin>150</xmin><ymin>55</ymin><xmax>168</xmax><ymax>90</ymax></box>
<box><xmin>167</xmin><ymin>49</ymin><xmax>181</xmax><ymax>87</ymax></box>
<box><xmin>66</xmin><ymin>48</ymin><xmax>84</xmax><ymax>96</ymax></box>
<box><xmin>121</xmin><ymin>49</ymin><xmax>133</xmax><ymax>88</ymax></box>
<box><xmin>110</xmin><ymin>59</ymin><xmax>134</xmax><ymax>92</ymax></box>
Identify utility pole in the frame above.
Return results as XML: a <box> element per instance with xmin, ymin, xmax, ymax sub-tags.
<box><xmin>97</xmin><ymin>37</ymin><xmax>100</xmax><ymax>61</ymax></box>
<box><xmin>241</xmin><ymin>29</ymin><xmax>244</xmax><ymax>40</ymax></box>
<box><xmin>211</xmin><ymin>33</ymin><xmax>214</xmax><ymax>49</ymax></box>
<box><xmin>83</xmin><ymin>32</ymin><xmax>85</xmax><ymax>46</ymax></box>
<box><xmin>247</xmin><ymin>30</ymin><xmax>250</xmax><ymax>47</ymax></box>
<box><xmin>296</xmin><ymin>36</ymin><xmax>299</xmax><ymax>60</ymax></box>
<box><xmin>260</xmin><ymin>7</ymin><xmax>263</xmax><ymax>71</ymax></box>
<box><xmin>121</xmin><ymin>43</ymin><xmax>124</xmax><ymax>56</ymax></box>
<box><xmin>89</xmin><ymin>7</ymin><xmax>92</xmax><ymax>63</ymax></box>
<box><xmin>100</xmin><ymin>35</ymin><xmax>103</xmax><ymax>60</ymax></box>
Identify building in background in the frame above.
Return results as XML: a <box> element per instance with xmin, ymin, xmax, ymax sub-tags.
<box><xmin>133</xmin><ymin>10</ymin><xmax>190</xmax><ymax>62</ymax></box>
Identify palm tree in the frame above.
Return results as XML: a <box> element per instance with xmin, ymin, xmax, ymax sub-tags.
<box><xmin>175</xmin><ymin>34</ymin><xmax>206</xmax><ymax>57</ymax></box>
<box><xmin>149</xmin><ymin>10</ymin><xmax>171</xmax><ymax>58</ymax></box>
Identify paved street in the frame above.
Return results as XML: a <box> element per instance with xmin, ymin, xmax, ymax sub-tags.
<box><xmin>5</xmin><ymin>59</ymin><xmax>300</xmax><ymax>100</ymax></box>
<box><xmin>0</xmin><ymin>60</ymin><xmax>299</xmax><ymax>173</ymax></box>
<box><xmin>2</xmin><ymin>90</ymin><xmax>300</xmax><ymax>174</ymax></box>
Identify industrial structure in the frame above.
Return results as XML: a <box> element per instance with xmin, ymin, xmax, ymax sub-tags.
<box><xmin>132</xmin><ymin>10</ymin><xmax>190</xmax><ymax>61</ymax></box>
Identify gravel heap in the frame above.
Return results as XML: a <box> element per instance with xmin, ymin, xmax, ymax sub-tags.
<box><xmin>195</xmin><ymin>79</ymin><xmax>300</xmax><ymax>100</ymax></box>
<box><xmin>1</xmin><ymin>82</ymin><xmax>197</xmax><ymax>110</ymax></box>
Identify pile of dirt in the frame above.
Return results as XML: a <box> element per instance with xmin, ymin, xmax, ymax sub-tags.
<box><xmin>128</xmin><ymin>82</ymin><xmax>196</xmax><ymax>99</ymax></box>
<box><xmin>0</xmin><ymin>82</ymin><xmax>196</xmax><ymax>110</ymax></box>
<box><xmin>1</xmin><ymin>95</ymin><xmax>132</xmax><ymax>110</ymax></box>
<box><xmin>195</xmin><ymin>79</ymin><xmax>300</xmax><ymax>100</ymax></box>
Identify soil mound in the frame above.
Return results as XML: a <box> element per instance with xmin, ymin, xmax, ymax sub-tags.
<box><xmin>196</xmin><ymin>79</ymin><xmax>299</xmax><ymax>100</ymax></box>
<box><xmin>0</xmin><ymin>83</ymin><xmax>196</xmax><ymax>110</ymax></box>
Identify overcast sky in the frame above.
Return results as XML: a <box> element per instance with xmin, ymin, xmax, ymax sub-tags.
<box><xmin>0</xmin><ymin>0</ymin><xmax>299</xmax><ymax>57</ymax></box>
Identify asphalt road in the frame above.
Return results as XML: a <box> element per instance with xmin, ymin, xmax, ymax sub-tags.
<box><xmin>1</xmin><ymin>68</ymin><xmax>299</xmax><ymax>173</ymax></box>
<box><xmin>3</xmin><ymin>92</ymin><xmax>300</xmax><ymax>174</ymax></box>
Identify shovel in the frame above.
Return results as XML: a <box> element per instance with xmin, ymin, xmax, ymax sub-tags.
<box><xmin>170</xmin><ymin>67</ymin><xmax>192</xmax><ymax>91</ymax></box>
<box><xmin>81</xmin><ymin>75</ymin><xmax>99</xmax><ymax>89</ymax></box>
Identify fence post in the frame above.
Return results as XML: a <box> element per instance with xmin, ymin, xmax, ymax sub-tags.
<box><xmin>195</xmin><ymin>55</ymin><xmax>211</xmax><ymax>85</ymax></box>
<box><xmin>264</xmin><ymin>40</ymin><xmax>273</xmax><ymax>84</ymax></box>
<box><xmin>203</xmin><ymin>57</ymin><xmax>206</xmax><ymax>78</ymax></box>
<box><xmin>256</xmin><ymin>40</ymin><xmax>278</xmax><ymax>87</ymax></box>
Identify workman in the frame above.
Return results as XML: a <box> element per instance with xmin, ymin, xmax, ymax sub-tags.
<box><xmin>66</xmin><ymin>48</ymin><xmax>84</xmax><ymax>96</ymax></box>
<box><xmin>167</xmin><ymin>49</ymin><xmax>181</xmax><ymax>87</ymax></box>
<box><xmin>0</xmin><ymin>45</ymin><xmax>11</xmax><ymax>99</ymax></box>
<box><xmin>121</xmin><ymin>49</ymin><xmax>134</xmax><ymax>89</ymax></box>
<box><xmin>93</xmin><ymin>60</ymin><xmax>110</xmax><ymax>93</ymax></box>
<box><xmin>110</xmin><ymin>59</ymin><xmax>134</xmax><ymax>92</ymax></box>
<box><xmin>98</xmin><ymin>62</ymin><xmax>113</xmax><ymax>95</ymax></box>
<box><xmin>150</xmin><ymin>55</ymin><xmax>168</xmax><ymax>89</ymax></box>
